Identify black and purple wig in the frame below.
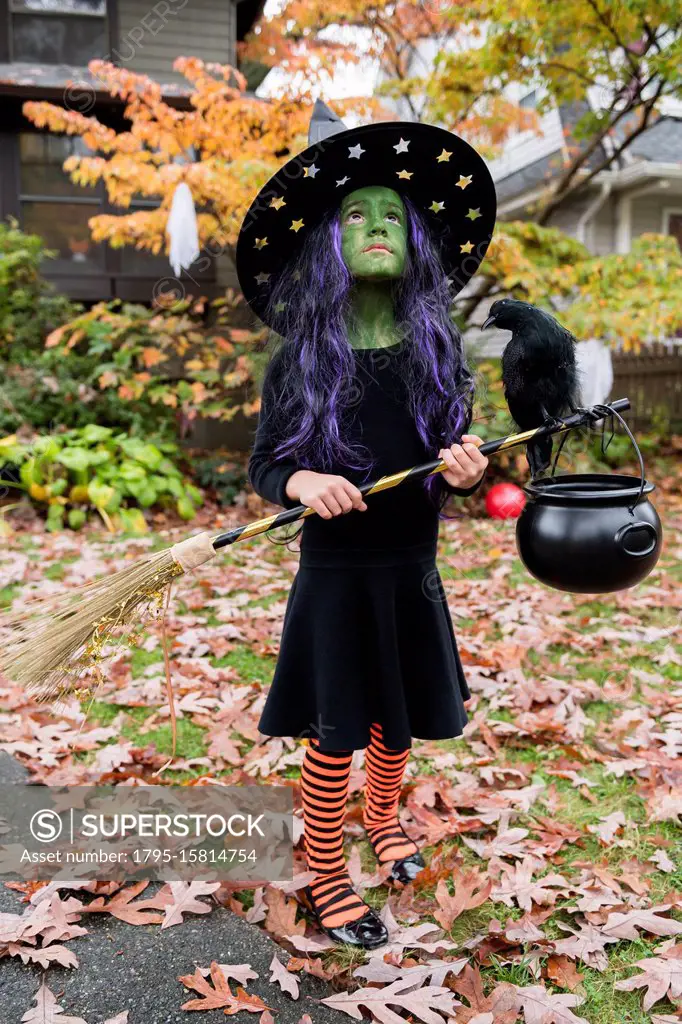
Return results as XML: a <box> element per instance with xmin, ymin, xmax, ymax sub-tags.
<box><xmin>261</xmin><ymin>195</ymin><xmax>477</xmax><ymax>518</ymax></box>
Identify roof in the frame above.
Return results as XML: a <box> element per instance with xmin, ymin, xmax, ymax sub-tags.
<box><xmin>495</xmin><ymin>149</ymin><xmax>565</xmax><ymax>202</ymax></box>
<box><xmin>0</xmin><ymin>1</ymin><xmax>266</xmax><ymax>101</ymax></box>
<box><xmin>0</xmin><ymin>62</ymin><xmax>194</xmax><ymax>98</ymax></box>
<box><xmin>628</xmin><ymin>116</ymin><xmax>682</xmax><ymax>163</ymax></box>
<box><xmin>493</xmin><ymin>106</ymin><xmax>682</xmax><ymax>207</ymax></box>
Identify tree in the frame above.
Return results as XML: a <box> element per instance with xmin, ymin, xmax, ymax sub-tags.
<box><xmin>241</xmin><ymin>0</ymin><xmax>535</xmax><ymax>151</ymax></box>
<box><xmin>23</xmin><ymin>59</ymin><xmax>313</xmax><ymax>260</ymax></box>
<box><xmin>241</xmin><ymin>0</ymin><xmax>682</xmax><ymax>219</ymax></box>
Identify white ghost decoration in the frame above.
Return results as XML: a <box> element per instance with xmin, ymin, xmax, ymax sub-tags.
<box><xmin>166</xmin><ymin>182</ymin><xmax>200</xmax><ymax>276</ymax></box>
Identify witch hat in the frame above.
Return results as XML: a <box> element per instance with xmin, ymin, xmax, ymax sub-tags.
<box><xmin>308</xmin><ymin>98</ymin><xmax>347</xmax><ymax>144</ymax></box>
<box><xmin>236</xmin><ymin>100</ymin><xmax>497</xmax><ymax>330</ymax></box>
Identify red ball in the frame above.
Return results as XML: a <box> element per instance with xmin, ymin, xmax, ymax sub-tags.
<box><xmin>485</xmin><ymin>482</ymin><xmax>527</xmax><ymax>520</ymax></box>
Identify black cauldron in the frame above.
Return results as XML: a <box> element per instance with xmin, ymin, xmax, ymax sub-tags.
<box><xmin>516</xmin><ymin>472</ymin><xmax>662</xmax><ymax>594</ymax></box>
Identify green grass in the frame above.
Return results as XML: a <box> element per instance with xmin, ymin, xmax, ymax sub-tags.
<box><xmin>130</xmin><ymin>647</ymin><xmax>164</xmax><ymax>677</ymax></box>
<box><xmin>209</xmin><ymin>645</ymin><xmax>273</xmax><ymax>683</ymax></box>
<box><xmin>0</xmin><ymin>584</ymin><xmax>19</xmax><ymax>609</ymax></box>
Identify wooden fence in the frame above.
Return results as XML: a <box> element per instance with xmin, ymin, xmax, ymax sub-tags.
<box><xmin>611</xmin><ymin>344</ymin><xmax>682</xmax><ymax>432</ymax></box>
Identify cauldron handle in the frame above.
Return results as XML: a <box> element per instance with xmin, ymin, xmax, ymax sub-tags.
<box><xmin>591</xmin><ymin>403</ymin><xmax>646</xmax><ymax>514</ymax></box>
<box><xmin>614</xmin><ymin>521</ymin><xmax>658</xmax><ymax>558</ymax></box>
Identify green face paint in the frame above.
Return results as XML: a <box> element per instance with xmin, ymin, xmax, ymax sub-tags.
<box><xmin>340</xmin><ymin>186</ymin><xmax>407</xmax><ymax>281</ymax></box>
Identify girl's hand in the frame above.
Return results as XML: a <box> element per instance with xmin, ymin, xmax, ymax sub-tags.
<box><xmin>438</xmin><ymin>434</ymin><xmax>488</xmax><ymax>490</ymax></box>
<box><xmin>286</xmin><ymin>470</ymin><xmax>368</xmax><ymax>519</ymax></box>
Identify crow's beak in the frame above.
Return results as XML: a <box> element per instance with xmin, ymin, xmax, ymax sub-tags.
<box><xmin>481</xmin><ymin>314</ymin><xmax>496</xmax><ymax>330</ymax></box>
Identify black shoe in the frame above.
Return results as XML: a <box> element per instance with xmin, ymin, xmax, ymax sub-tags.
<box><xmin>298</xmin><ymin>884</ymin><xmax>389</xmax><ymax>950</ymax></box>
<box><xmin>365</xmin><ymin>823</ymin><xmax>426</xmax><ymax>885</ymax></box>
<box><xmin>388</xmin><ymin>850</ymin><xmax>426</xmax><ymax>884</ymax></box>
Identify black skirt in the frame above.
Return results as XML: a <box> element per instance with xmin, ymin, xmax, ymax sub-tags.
<box><xmin>257</xmin><ymin>541</ymin><xmax>471</xmax><ymax>752</ymax></box>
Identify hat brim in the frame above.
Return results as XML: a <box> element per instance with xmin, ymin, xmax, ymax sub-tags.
<box><xmin>236</xmin><ymin>120</ymin><xmax>496</xmax><ymax>329</ymax></box>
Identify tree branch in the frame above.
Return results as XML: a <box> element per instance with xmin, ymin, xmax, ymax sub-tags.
<box><xmin>537</xmin><ymin>81</ymin><xmax>666</xmax><ymax>223</ymax></box>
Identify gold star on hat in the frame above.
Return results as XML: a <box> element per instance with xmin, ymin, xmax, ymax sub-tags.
<box><xmin>270</xmin><ymin>196</ymin><xmax>286</xmax><ymax>210</ymax></box>
<box><xmin>290</xmin><ymin>218</ymin><xmax>305</xmax><ymax>232</ymax></box>
<box><xmin>396</xmin><ymin>169</ymin><xmax>413</xmax><ymax>180</ymax></box>
<box><xmin>466</xmin><ymin>208</ymin><xmax>482</xmax><ymax>221</ymax></box>
<box><xmin>456</xmin><ymin>175</ymin><xmax>473</xmax><ymax>190</ymax></box>
<box><xmin>429</xmin><ymin>201</ymin><xmax>445</xmax><ymax>213</ymax></box>
<box><xmin>303</xmin><ymin>164</ymin><xmax>320</xmax><ymax>178</ymax></box>
<box><xmin>460</xmin><ymin>241</ymin><xmax>474</xmax><ymax>254</ymax></box>
<box><xmin>255</xmin><ymin>272</ymin><xmax>271</xmax><ymax>285</ymax></box>
<box><xmin>436</xmin><ymin>149</ymin><xmax>452</xmax><ymax>163</ymax></box>
<box><xmin>254</xmin><ymin>237</ymin><xmax>268</xmax><ymax>249</ymax></box>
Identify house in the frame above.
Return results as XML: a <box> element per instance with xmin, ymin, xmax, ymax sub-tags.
<box><xmin>490</xmin><ymin>90</ymin><xmax>682</xmax><ymax>257</ymax></box>
<box><xmin>0</xmin><ymin>0</ymin><xmax>265</xmax><ymax>301</ymax></box>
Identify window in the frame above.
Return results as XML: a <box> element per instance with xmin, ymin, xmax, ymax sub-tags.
<box><xmin>667</xmin><ymin>212</ymin><xmax>682</xmax><ymax>252</ymax></box>
<box><xmin>10</xmin><ymin>0</ymin><xmax>107</xmax><ymax>64</ymax></box>
<box><xmin>19</xmin><ymin>133</ymin><xmax>104</xmax><ymax>273</ymax></box>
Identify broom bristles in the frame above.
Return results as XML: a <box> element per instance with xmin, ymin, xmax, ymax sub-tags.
<box><xmin>0</xmin><ymin>548</ymin><xmax>186</xmax><ymax>702</ymax></box>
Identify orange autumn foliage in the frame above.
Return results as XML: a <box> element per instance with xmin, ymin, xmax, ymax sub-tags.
<box><xmin>23</xmin><ymin>58</ymin><xmax>313</xmax><ymax>259</ymax></box>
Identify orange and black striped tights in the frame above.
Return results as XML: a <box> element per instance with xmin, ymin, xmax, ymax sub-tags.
<box><xmin>302</xmin><ymin>721</ymin><xmax>418</xmax><ymax>929</ymax></box>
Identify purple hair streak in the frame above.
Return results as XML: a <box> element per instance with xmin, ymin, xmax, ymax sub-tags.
<box><xmin>261</xmin><ymin>197</ymin><xmax>476</xmax><ymax>519</ymax></box>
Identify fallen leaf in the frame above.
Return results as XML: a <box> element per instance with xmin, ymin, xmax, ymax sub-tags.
<box><xmin>545</xmin><ymin>955</ymin><xmax>585</xmax><ymax>992</ymax></box>
<box><xmin>603</xmin><ymin>905</ymin><xmax>682</xmax><ymax>941</ymax></box>
<box><xmin>321</xmin><ymin>974</ymin><xmax>460</xmax><ymax>1024</ymax></box>
<box><xmin>515</xmin><ymin>982</ymin><xmax>589</xmax><ymax>1024</ymax></box>
<box><xmin>20</xmin><ymin>980</ymin><xmax>87</xmax><ymax>1024</ymax></box>
<box><xmin>433</xmin><ymin>867</ymin><xmax>492</xmax><ymax>930</ymax></box>
<box><xmin>161</xmin><ymin>881</ymin><xmax>221</xmax><ymax>929</ymax></box>
<box><xmin>179</xmin><ymin>962</ymin><xmax>271</xmax><ymax>1014</ymax></box>
<box><xmin>263</xmin><ymin>887</ymin><xmax>306</xmax><ymax>940</ymax></box>
<box><xmin>615</xmin><ymin>944</ymin><xmax>682</xmax><ymax>1010</ymax></box>
<box><xmin>269</xmin><ymin>954</ymin><xmax>299</xmax><ymax>999</ymax></box>
<box><xmin>84</xmin><ymin>881</ymin><xmax>166</xmax><ymax>926</ymax></box>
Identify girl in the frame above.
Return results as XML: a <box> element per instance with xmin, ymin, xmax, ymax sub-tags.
<box><xmin>237</xmin><ymin>101</ymin><xmax>496</xmax><ymax>950</ymax></box>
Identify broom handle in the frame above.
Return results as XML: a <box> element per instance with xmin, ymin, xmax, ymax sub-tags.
<box><xmin>211</xmin><ymin>398</ymin><xmax>631</xmax><ymax>552</ymax></box>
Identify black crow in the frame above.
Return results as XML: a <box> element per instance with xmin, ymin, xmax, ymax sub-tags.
<box><xmin>482</xmin><ymin>298</ymin><xmax>582</xmax><ymax>478</ymax></box>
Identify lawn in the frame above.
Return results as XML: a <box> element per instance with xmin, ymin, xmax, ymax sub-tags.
<box><xmin>0</xmin><ymin>464</ymin><xmax>680</xmax><ymax>1024</ymax></box>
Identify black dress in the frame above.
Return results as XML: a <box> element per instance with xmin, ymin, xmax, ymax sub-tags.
<box><xmin>248</xmin><ymin>341</ymin><xmax>482</xmax><ymax>752</ymax></box>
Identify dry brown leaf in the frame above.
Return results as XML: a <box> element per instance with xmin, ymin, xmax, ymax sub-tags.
<box><xmin>20</xmin><ymin>980</ymin><xmax>86</xmax><ymax>1024</ymax></box>
<box><xmin>269</xmin><ymin>954</ymin><xmax>299</xmax><ymax>999</ymax></box>
<box><xmin>263</xmin><ymin>886</ymin><xmax>306</xmax><ymax>940</ymax></box>
<box><xmin>321</xmin><ymin>974</ymin><xmax>461</xmax><ymax>1023</ymax></box>
<box><xmin>515</xmin><ymin>983</ymin><xmax>588</xmax><ymax>1024</ymax></box>
<box><xmin>83</xmin><ymin>881</ymin><xmax>166</xmax><ymax>926</ymax></box>
<box><xmin>433</xmin><ymin>868</ymin><xmax>492</xmax><ymax>930</ymax></box>
<box><xmin>603</xmin><ymin>905</ymin><xmax>682</xmax><ymax>941</ymax></box>
<box><xmin>545</xmin><ymin>955</ymin><xmax>585</xmax><ymax>992</ymax></box>
<box><xmin>160</xmin><ymin>881</ymin><xmax>221</xmax><ymax>929</ymax></box>
<box><xmin>615</xmin><ymin>944</ymin><xmax>682</xmax><ymax>1010</ymax></box>
<box><xmin>180</xmin><ymin>961</ymin><xmax>271</xmax><ymax>1014</ymax></box>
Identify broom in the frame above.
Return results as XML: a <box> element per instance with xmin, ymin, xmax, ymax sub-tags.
<box><xmin>0</xmin><ymin>398</ymin><xmax>629</xmax><ymax>707</ymax></box>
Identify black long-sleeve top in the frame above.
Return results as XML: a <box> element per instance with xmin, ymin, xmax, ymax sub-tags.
<box><xmin>248</xmin><ymin>341</ymin><xmax>484</xmax><ymax>568</ymax></box>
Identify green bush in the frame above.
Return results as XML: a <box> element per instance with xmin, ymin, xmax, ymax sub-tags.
<box><xmin>0</xmin><ymin>219</ymin><xmax>86</xmax><ymax>435</ymax></box>
<box><xmin>0</xmin><ymin>426</ymin><xmax>203</xmax><ymax>532</ymax></box>
<box><xmin>0</xmin><ymin>222</ymin><xmax>262</xmax><ymax>442</ymax></box>
<box><xmin>0</xmin><ymin>218</ymin><xmax>77</xmax><ymax>360</ymax></box>
<box><xmin>191</xmin><ymin>452</ymin><xmax>248</xmax><ymax>505</ymax></box>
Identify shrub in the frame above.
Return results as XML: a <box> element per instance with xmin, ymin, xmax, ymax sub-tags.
<box><xmin>0</xmin><ymin>426</ymin><xmax>203</xmax><ymax>532</ymax></box>
<box><xmin>0</xmin><ymin>218</ymin><xmax>77</xmax><ymax>361</ymax></box>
